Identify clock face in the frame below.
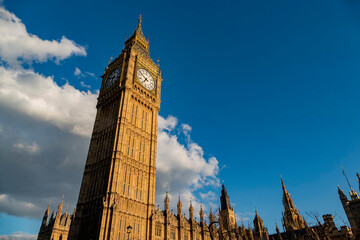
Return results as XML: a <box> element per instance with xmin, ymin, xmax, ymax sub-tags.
<box><xmin>137</xmin><ymin>68</ymin><xmax>155</xmax><ymax>91</ymax></box>
<box><xmin>105</xmin><ymin>68</ymin><xmax>121</xmax><ymax>88</ymax></box>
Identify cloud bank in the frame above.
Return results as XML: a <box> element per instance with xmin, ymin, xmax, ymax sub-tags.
<box><xmin>0</xmin><ymin>5</ymin><xmax>221</xmax><ymax>234</ymax></box>
<box><xmin>0</xmin><ymin>7</ymin><xmax>86</xmax><ymax>66</ymax></box>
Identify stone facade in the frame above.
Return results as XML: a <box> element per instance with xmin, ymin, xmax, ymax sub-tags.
<box><xmin>38</xmin><ymin>198</ymin><xmax>74</xmax><ymax>240</ymax></box>
<box><xmin>338</xmin><ymin>172</ymin><xmax>360</xmax><ymax>238</ymax></box>
<box><xmin>36</xmin><ymin>17</ymin><xmax>359</xmax><ymax>240</ymax></box>
<box><xmin>67</xmin><ymin>15</ymin><xmax>162</xmax><ymax>240</ymax></box>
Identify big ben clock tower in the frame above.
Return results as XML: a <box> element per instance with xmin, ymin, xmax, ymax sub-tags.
<box><xmin>68</xmin><ymin>16</ymin><xmax>162</xmax><ymax>240</ymax></box>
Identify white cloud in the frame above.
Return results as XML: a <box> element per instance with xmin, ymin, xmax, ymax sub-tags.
<box><xmin>0</xmin><ymin>232</ymin><xmax>37</xmax><ymax>240</ymax></box>
<box><xmin>199</xmin><ymin>191</ymin><xmax>217</xmax><ymax>201</ymax></box>
<box><xmin>80</xmin><ymin>81</ymin><xmax>91</xmax><ymax>89</ymax></box>
<box><xmin>158</xmin><ymin>115</ymin><xmax>178</xmax><ymax>131</ymax></box>
<box><xmin>0</xmin><ymin>66</ymin><xmax>97</xmax><ymax>137</ymax></box>
<box><xmin>0</xmin><ymin>194</ymin><xmax>40</xmax><ymax>218</ymax></box>
<box><xmin>74</xmin><ymin>67</ymin><xmax>95</xmax><ymax>79</ymax></box>
<box><xmin>181</xmin><ymin>123</ymin><xmax>192</xmax><ymax>135</ymax></box>
<box><xmin>0</xmin><ymin>5</ymin><xmax>95</xmax><ymax>137</ymax></box>
<box><xmin>235</xmin><ymin>211</ymin><xmax>255</xmax><ymax>222</ymax></box>
<box><xmin>0</xmin><ymin>5</ymin><xmax>221</xmax><ymax>225</ymax></box>
<box><xmin>156</xmin><ymin>115</ymin><xmax>220</xmax><ymax>218</ymax></box>
<box><xmin>86</xmin><ymin>72</ymin><xmax>95</xmax><ymax>77</ymax></box>
<box><xmin>74</xmin><ymin>67</ymin><xmax>82</xmax><ymax>76</ymax></box>
<box><xmin>13</xmin><ymin>142</ymin><xmax>40</xmax><ymax>154</ymax></box>
<box><xmin>0</xmin><ymin>7</ymin><xmax>86</xmax><ymax>66</ymax></box>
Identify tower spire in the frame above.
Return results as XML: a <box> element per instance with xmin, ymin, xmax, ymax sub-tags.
<box><xmin>220</xmin><ymin>184</ymin><xmax>231</xmax><ymax>211</ymax></box>
<box><xmin>55</xmin><ymin>196</ymin><xmax>64</xmax><ymax>224</ymax></box>
<box><xmin>209</xmin><ymin>208</ymin><xmax>214</xmax><ymax>223</ymax></box>
<box><xmin>177</xmin><ymin>194</ymin><xmax>182</xmax><ymax>216</ymax></box>
<box><xmin>189</xmin><ymin>199</ymin><xmax>194</xmax><ymax>220</ymax></box>
<box><xmin>200</xmin><ymin>204</ymin><xmax>204</xmax><ymax>223</ymax></box>
<box><xmin>164</xmin><ymin>191</ymin><xmax>169</xmax><ymax>211</ymax></box>
<box><xmin>280</xmin><ymin>177</ymin><xmax>306</xmax><ymax>231</ymax></box>
<box><xmin>281</xmin><ymin>175</ymin><xmax>288</xmax><ymax>194</ymax></box>
<box><xmin>281</xmin><ymin>176</ymin><xmax>294</xmax><ymax>211</ymax></box>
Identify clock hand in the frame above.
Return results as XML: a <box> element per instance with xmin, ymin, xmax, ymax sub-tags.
<box><xmin>139</xmin><ymin>71</ymin><xmax>147</xmax><ymax>79</ymax></box>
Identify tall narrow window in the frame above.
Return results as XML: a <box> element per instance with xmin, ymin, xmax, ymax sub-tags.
<box><xmin>128</xmin><ymin>172</ymin><xmax>131</xmax><ymax>196</ymax></box>
<box><xmin>118</xmin><ymin>217</ymin><xmax>122</xmax><ymax>240</ymax></box>
<box><xmin>138</xmin><ymin>140</ymin><xmax>142</xmax><ymax>161</ymax></box>
<box><xmin>142</xmin><ymin>141</ymin><xmax>145</xmax><ymax>163</ymax></box>
<box><xmin>139</xmin><ymin>175</ymin><xmax>143</xmax><ymax>201</ymax></box>
<box><xmin>141</xmin><ymin>110</ymin><xmax>144</xmax><ymax>129</ymax></box>
<box><xmin>123</xmin><ymin>219</ymin><xmax>127</xmax><ymax>240</ymax></box>
<box><xmin>144</xmin><ymin>112</ymin><xmax>148</xmax><ymax>132</ymax></box>
<box><xmin>137</xmin><ymin>222</ymin><xmax>140</xmax><ymax>240</ymax></box>
<box><xmin>131</xmin><ymin>103</ymin><xmax>135</xmax><ymax>123</ymax></box>
<box><xmin>131</xmin><ymin>138</ymin><xmax>135</xmax><ymax>157</ymax></box>
<box><xmin>123</xmin><ymin>170</ymin><xmax>127</xmax><ymax>195</ymax></box>
<box><xmin>127</xmin><ymin>135</ymin><xmax>131</xmax><ymax>156</ymax></box>
<box><xmin>136</xmin><ymin>175</ymin><xmax>139</xmax><ymax>199</ymax></box>
<box><xmin>134</xmin><ymin>105</ymin><xmax>138</xmax><ymax>126</ymax></box>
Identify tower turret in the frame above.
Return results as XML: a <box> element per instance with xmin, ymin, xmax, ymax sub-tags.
<box><xmin>248</xmin><ymin>224</ymin><xmax>254</xmax><ymax>240</ymax></box>
<box><xmin>253</xmin><ymin>210</ymin><xmax>269</xmax><ymax>240</ymax></box>
<box><xmin>219</xmin><ymin>184</ymin><xmax>237</xmax><ymax>230</ymax></box>
<box><xmin>164</xmin><ymin>191</ymin><xmax>169</xmax><ymax>211</ymax></box>
<box><xmin>177</xmin><ymin>195</ymin><xmax>182</xmax><ymax>216</ymax></box>
<box><xmin>42</xmin><ymin>204</ymin><xmax>50</xmax><ymax>226</ymax></box>
<box><xmin>200</xmin><ymin>204</ymin><xmax>204</xmax><ymax>223</ymax></box>
<box><xmin>240</xmin><ymin>221</ymin><xmax>248</xmax><ymax>240</ymax></box>
<box><xmin>54</xmin><ymin>197</ymin><xmax>64</xmax><ymax>224</ymax></box>
<box><xmin>189</xmin><ymin>200</ymin><xmax>194</xmax><ymax>220</ymax></box>
<box><xmin>220</xmin><ymin>184</ymin><xmax>231</xmax><ymax>211</ymax></box>
<box><xmin>338</xmin><ymin>185</ymin><xmax>348</xmax><ymax>202</ymax></box>
<box><xmin>209</xmin><ymin>209</ymin><xmax>214</xmax><ymax>223</ymax></box>
<box><xmin>276</xmin><ymin>224</ymin><xmax>282</xmax><ymax>240</ymax></box>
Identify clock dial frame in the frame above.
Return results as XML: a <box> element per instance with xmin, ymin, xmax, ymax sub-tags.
<box><xmin>105</xmin><ymin>68</ymin><xmax>122</xmax><ymax>88</ymax></box>
<box><xmin>137</xmin><ymin>68</ymin><xmax>155</xmax><ymax>91</ymax></box>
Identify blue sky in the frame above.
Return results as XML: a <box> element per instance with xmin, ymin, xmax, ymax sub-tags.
<box><xmin>1</xmin><ymin>0</ymin><xmax>360</xmax><ymax>238</ymax></box>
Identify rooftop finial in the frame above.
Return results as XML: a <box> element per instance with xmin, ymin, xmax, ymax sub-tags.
<box><xmin>138</xmin><ymin>14</ymin><xmax>142</xmax><ymax>24</ymax></box>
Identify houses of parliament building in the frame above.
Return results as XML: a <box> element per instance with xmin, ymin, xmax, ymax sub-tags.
<box><xmin>37</xmin><ymin>17</ymin><xmax>360</xmax><ymax>240</ymax></box>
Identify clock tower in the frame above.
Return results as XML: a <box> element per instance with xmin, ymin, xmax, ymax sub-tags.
<box><xmin>68</xmin><ymin>16</ymin><xmax>162</xmax><ymax>240</ymax></box>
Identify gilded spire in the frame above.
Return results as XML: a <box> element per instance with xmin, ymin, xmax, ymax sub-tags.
<box><xmin>127</xmin><ymin>14</ymin><xmax>146</xmax><ymax>42</ymax></box>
